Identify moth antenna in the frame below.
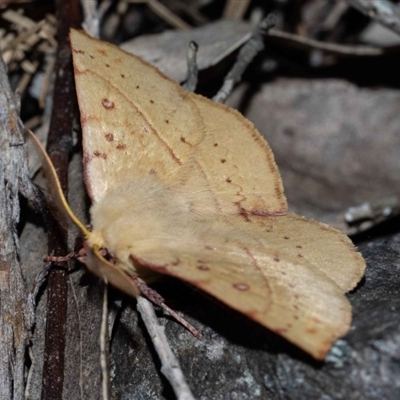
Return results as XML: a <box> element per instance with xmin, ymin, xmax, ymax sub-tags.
<box><xmin>24</xmin><ymin>129</ymin><xmax>91</xmax><ymax>238</ymax></box>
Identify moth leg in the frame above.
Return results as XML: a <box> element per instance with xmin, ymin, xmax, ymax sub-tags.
<box><xmin>133</xmin><ymin>277</ymin><xmax>202</xmax><ymax>339</ymax></box>
<box><xmin>44</xmin><ymin>251</ymin><xmax>78</xmax><ymax>264</ymax></box>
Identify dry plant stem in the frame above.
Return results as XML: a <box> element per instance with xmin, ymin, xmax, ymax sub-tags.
<box><xmin>134</xmin><ymin>277</ymin><xmax>201</xmax><ymax>338</ymax></box>
<box><xmin>137</xmin><ymin>297</ymin><xmax>196</xmax><ymax>400</ymax></box>
<box><xmin>0</xmin><ymin>49</ymin><xmax>32</xmax><ymax>400</ymax></box>
<box><xmin>41</xmin><ymin>1</ymin><xmax>82</xmax><ymax>399</ymax></box>
<box><xmin>348</xmin><ymin>0</ymin><xmax>400</xmax><ymax>36</ymax></box>
<box><xmin>213</xmin><ymin>14</ymin><xmax>275</xmax><ymax>103</ymax></box>
<box><xmin>223</xmin><ymin>0</ymin><xmax>251</xmax><ymax>20</ymax></box>
<box><xmin>267</xmin><ymin>28</ymin><xmax>384</xmax><ymax>56</ymax></box>
<box><xmin>81</xmin><ymin>0</ymin><xmax>100</xmax><ymax>38</ymax></box>
<box><xmin>182</xmin><ymin>41</ymin><xmax>199</xmax><ymax>92</ymax></box>
<box><xmin>100</xmin><ymin>284</ymin><xmax>110</xmax><ymax>400</ymax></box>
<box><xmin>138</xmin><ymin>0</ymin><xmax>191</xmax><ymax>30</ymax></box>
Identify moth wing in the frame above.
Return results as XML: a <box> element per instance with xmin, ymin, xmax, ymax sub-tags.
<box><xmin>131</xmin><ymin>223</ymin><xmax>351</xmax><ymax>359</ymax></box>
<box><xmin>246</xmin><ymin>213</ymin><xmax>366</xmax><ymax>292</ymax></box>
<box><xmin>70</xmin><ymin>29</ymin><xmax>204</xmax><ymax>203</ymax></box>
<box><xmin>70</xmin><ymin>29</ymin><xmax>287</xmax><ymax>215</ymax></box>
<box><xmin>179</xmin><ymin>95</ymin><xmax>287</xmax><ymax>215</ymax></box>
<box><xmin>85</xmin><ymin>249</ymin><xmax>140</xmax><ymax>298</ymax></box>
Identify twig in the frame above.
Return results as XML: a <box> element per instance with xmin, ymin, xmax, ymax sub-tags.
<box><xmin>213</xmin><ymin>14</ymin><xmax>275</xmax><ymax>103</ymax></box>
<box><xmin>347</xmin><ymin>0</ymin><xmax>400</xmax><ymax>36</ymax></box>
<box><xmin>267</xmin><ymin>28</ymin><xmax>384</xmax><ymax>56</ymax></box>
<box><xmin>182</xmin><ymin>41</ymin><xmax>199</xmax><ymax>92</ymax></box>
<box><xmin>136</xmin><ymin>297</ymin><xmax>196</xmax><ymax>400</ymax></box>
<box><xmin>100</xmin><ymin>284</ymin><xmax>110</xmax><ymax>400</ymax></box>
<box><xmin>40</xmin><ymin>1</ymin><xmax>82</xmax><ymax>398</ymax></box>
<box><xmin>80</xmin><ymin>0</ymin><xmax>113</xmax><ymax>38</ymax></box>
<box><xmin>223</xmin><ymin>0</ymin><xmax>251</xmax><ymax>20</ymax></box>
<box><xmin>130</xmin><ymin>0</ymin><xmax>191</xmax><ymax>30</ymax></box>
<box><xmin>69</xmin><ymin>274</ymin><xmax>85</xmax><ymax>400</ymax></box>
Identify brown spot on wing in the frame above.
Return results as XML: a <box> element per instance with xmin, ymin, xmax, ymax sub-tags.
<box><xmin>96</xmin><ymin>48</ymin><xmax>107</xmax><ymax>56</ymax></box>
<box><xmin>102</xmin><ymin>98</ymin><xmax>115</xmax><ymax>109</ymax></box>
<box><xmin>93</xmin><ymin>150</ymin><xmax>107</xmax><ymax>160</ymax></box>
<box><xmin>104</xmin><ymin>133</ymin><xmax>114</xmax><ymax>141</ymax></box>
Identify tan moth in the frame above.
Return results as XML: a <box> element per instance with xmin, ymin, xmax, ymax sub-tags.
<box><xmin>31</xmin><ymin>28</ymin><xmax>366</xmax><ymax>360</ymax></box>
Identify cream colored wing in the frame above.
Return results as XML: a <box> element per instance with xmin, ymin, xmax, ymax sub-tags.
<box><xmin>70</xmin><ymin>29</ymin><xmax>286</xmax><ymax>214</ymax></box>
<box><xmin>246</xmin><ymin>213</ymin><xmax>365</xmax><ymax>292</ymax></box>
<box><xmin>85</xmin><ymin>250</ymin><xmax>140</xmax><ymax>298</ymax></box>
<box><xmin>127</xmin><ymin>217</ymin><xmax>355</xmax><ymax>360</ymax></box>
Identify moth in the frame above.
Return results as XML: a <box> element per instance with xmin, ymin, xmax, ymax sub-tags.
<box><xmin>29</xmin><ymin>28</ymin><xmax>365</xmax><ymax>360</ymax></box>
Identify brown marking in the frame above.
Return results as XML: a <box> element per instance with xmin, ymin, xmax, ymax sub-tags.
<box><xmin>297</xmin><ymin>254</ymin><xmax>303</xmax><ymax>258</ymax></box>
<box><xmin>131</xmin><ymin>255</ymin><xmax>168</xmax><ymax>273</ymax></box>
<box><xmin>136</xmin><ymin>85</ymin><xmax>140</xmax><ymax>89</ymax></box>
<box><xmin>233</xmin><ymin>283</ymin><xmax>250</xmax><ymax>291</ymax></box>
<box><xmin>213</xmin><ymin>143</ymin><xmax>218</xmax><ymax>147</ymax></box>
<box><xmin>116</xmin><ymin>143</ymin><xmax>127</xmax><ymax>150</ymax></box>
<box><xmin>89</xmin><ymin>55</ymin><xmax>94</xmax><ymax>59</ymax></box>
<box><xmin>226</xmin><ymin>178</ymin><xmax>232</xmax><ymax>183</ymax></box>
<box><xmin>284</xmin><ymin>236</ymin><xmax>290</xmax><ymax>240</ymax></box>
<box><xmin>120</xmin><ymin>74</ymin><xmax>125</xmax><ymax>78</ymax></box>
<box><xmin>274</xmin><ymin>257</ymin><xmax>280</xmax><ymax>262</ymax></box>
<box><xmin>96</xmin><ymin>48</ymin><xmax>107</xmax><ymax>56</ymax></box>
<box><xmin>72</xmin><ymin>49</ymin><xmax>84</xmax><ymax>54</ymax></box>
<box><xmin>165</xmin><ymin>119</ymin><xmax>169</xmax><ymax>124</ymax></box>
<box><xmin>220</xmin><ymin>159</ymin><xmax>226</xmax><ymax>164</ymax></box>
<box><xmin>204</xmin><ymin>245</ymin><xmax>213</xmax><ymax>250</ymax></box>
<box><xmin>250</xmin><ymin>209</ymin><xmax>286</xmax><ymax>217</ymax></box>
<box><xmin>149</xmin><ymin>168</ymin><xmax>156</xmax><ymax>175</ymax></box>
<box><xmin>104</xmin><ymin>133</ymin><xmax>114</xmax><ymax>141</ymax></box>
<box><xmin>296</xmin><ymin>245</ymin><xmax>302</xmax><ymax>249</ymax></box>
<box><xmin>180</xmin><ymin>136</ymin><xmax>186</xmax><ymax>143</ymax></box>
<box><xmin>150</xmin><ymin>99</ymin><xmax>154</xmax><ymax>104</ymax></box>
<box><xmin>93</xmin><ymin>150</ymin><xmax>107</xmax><ymax>160</ymax></box>
<box><xmin>197</xmin><ymin>265</ymin><xmax>210</xmax><ymax>271</ymax></box>
<box><xmin>306</xmin><ymin>327</ymin><xmax>317</xmax><ymax>334</ymax></box>
<box><xmin>105</xmin><ymin>63</ymin><xmax>110</xmax><ymax>68</ymax></box>
<box><xmin>237</xmin><ymin>205</ymin><xmax>250</xmax><ymax>222</ymax></box>
<box><xmin>102</xmin><ymin>98</ymin><xmax>115</xmax><ymax>109</ymax></box>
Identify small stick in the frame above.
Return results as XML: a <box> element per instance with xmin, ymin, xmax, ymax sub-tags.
<box><xmin>182</xmin><ymin>41</ymin><xmax>199</xmax><ymax>93</ymax></box>
<box><xmin>100</xmin><ymin>284</ymin><xmax>111</xmax><ymax>400</ymax></box>
<box><xmin>134</xmin><ymin>277</ymin><xmax>202</xmax><ymax>339</ymax></box>
<box><xmin>136</xmin><ymin>296</ymin><xmax>196</xmax><ymax>400</ymax></box>
<box><xmin>213</xmin><ymin>13</ymin><xmax>276</xmax><ymax>103</ymax></box>
<box><xmin>347</xmin><ymin>0</ymin><xmax>400</xmax><ymax>36</ymax></box>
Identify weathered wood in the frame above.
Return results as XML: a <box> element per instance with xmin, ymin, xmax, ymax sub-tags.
<box><xmin>0</xmin><ymin>52</ymin><xmax>31</xmax><ymax>400</ymax></box>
